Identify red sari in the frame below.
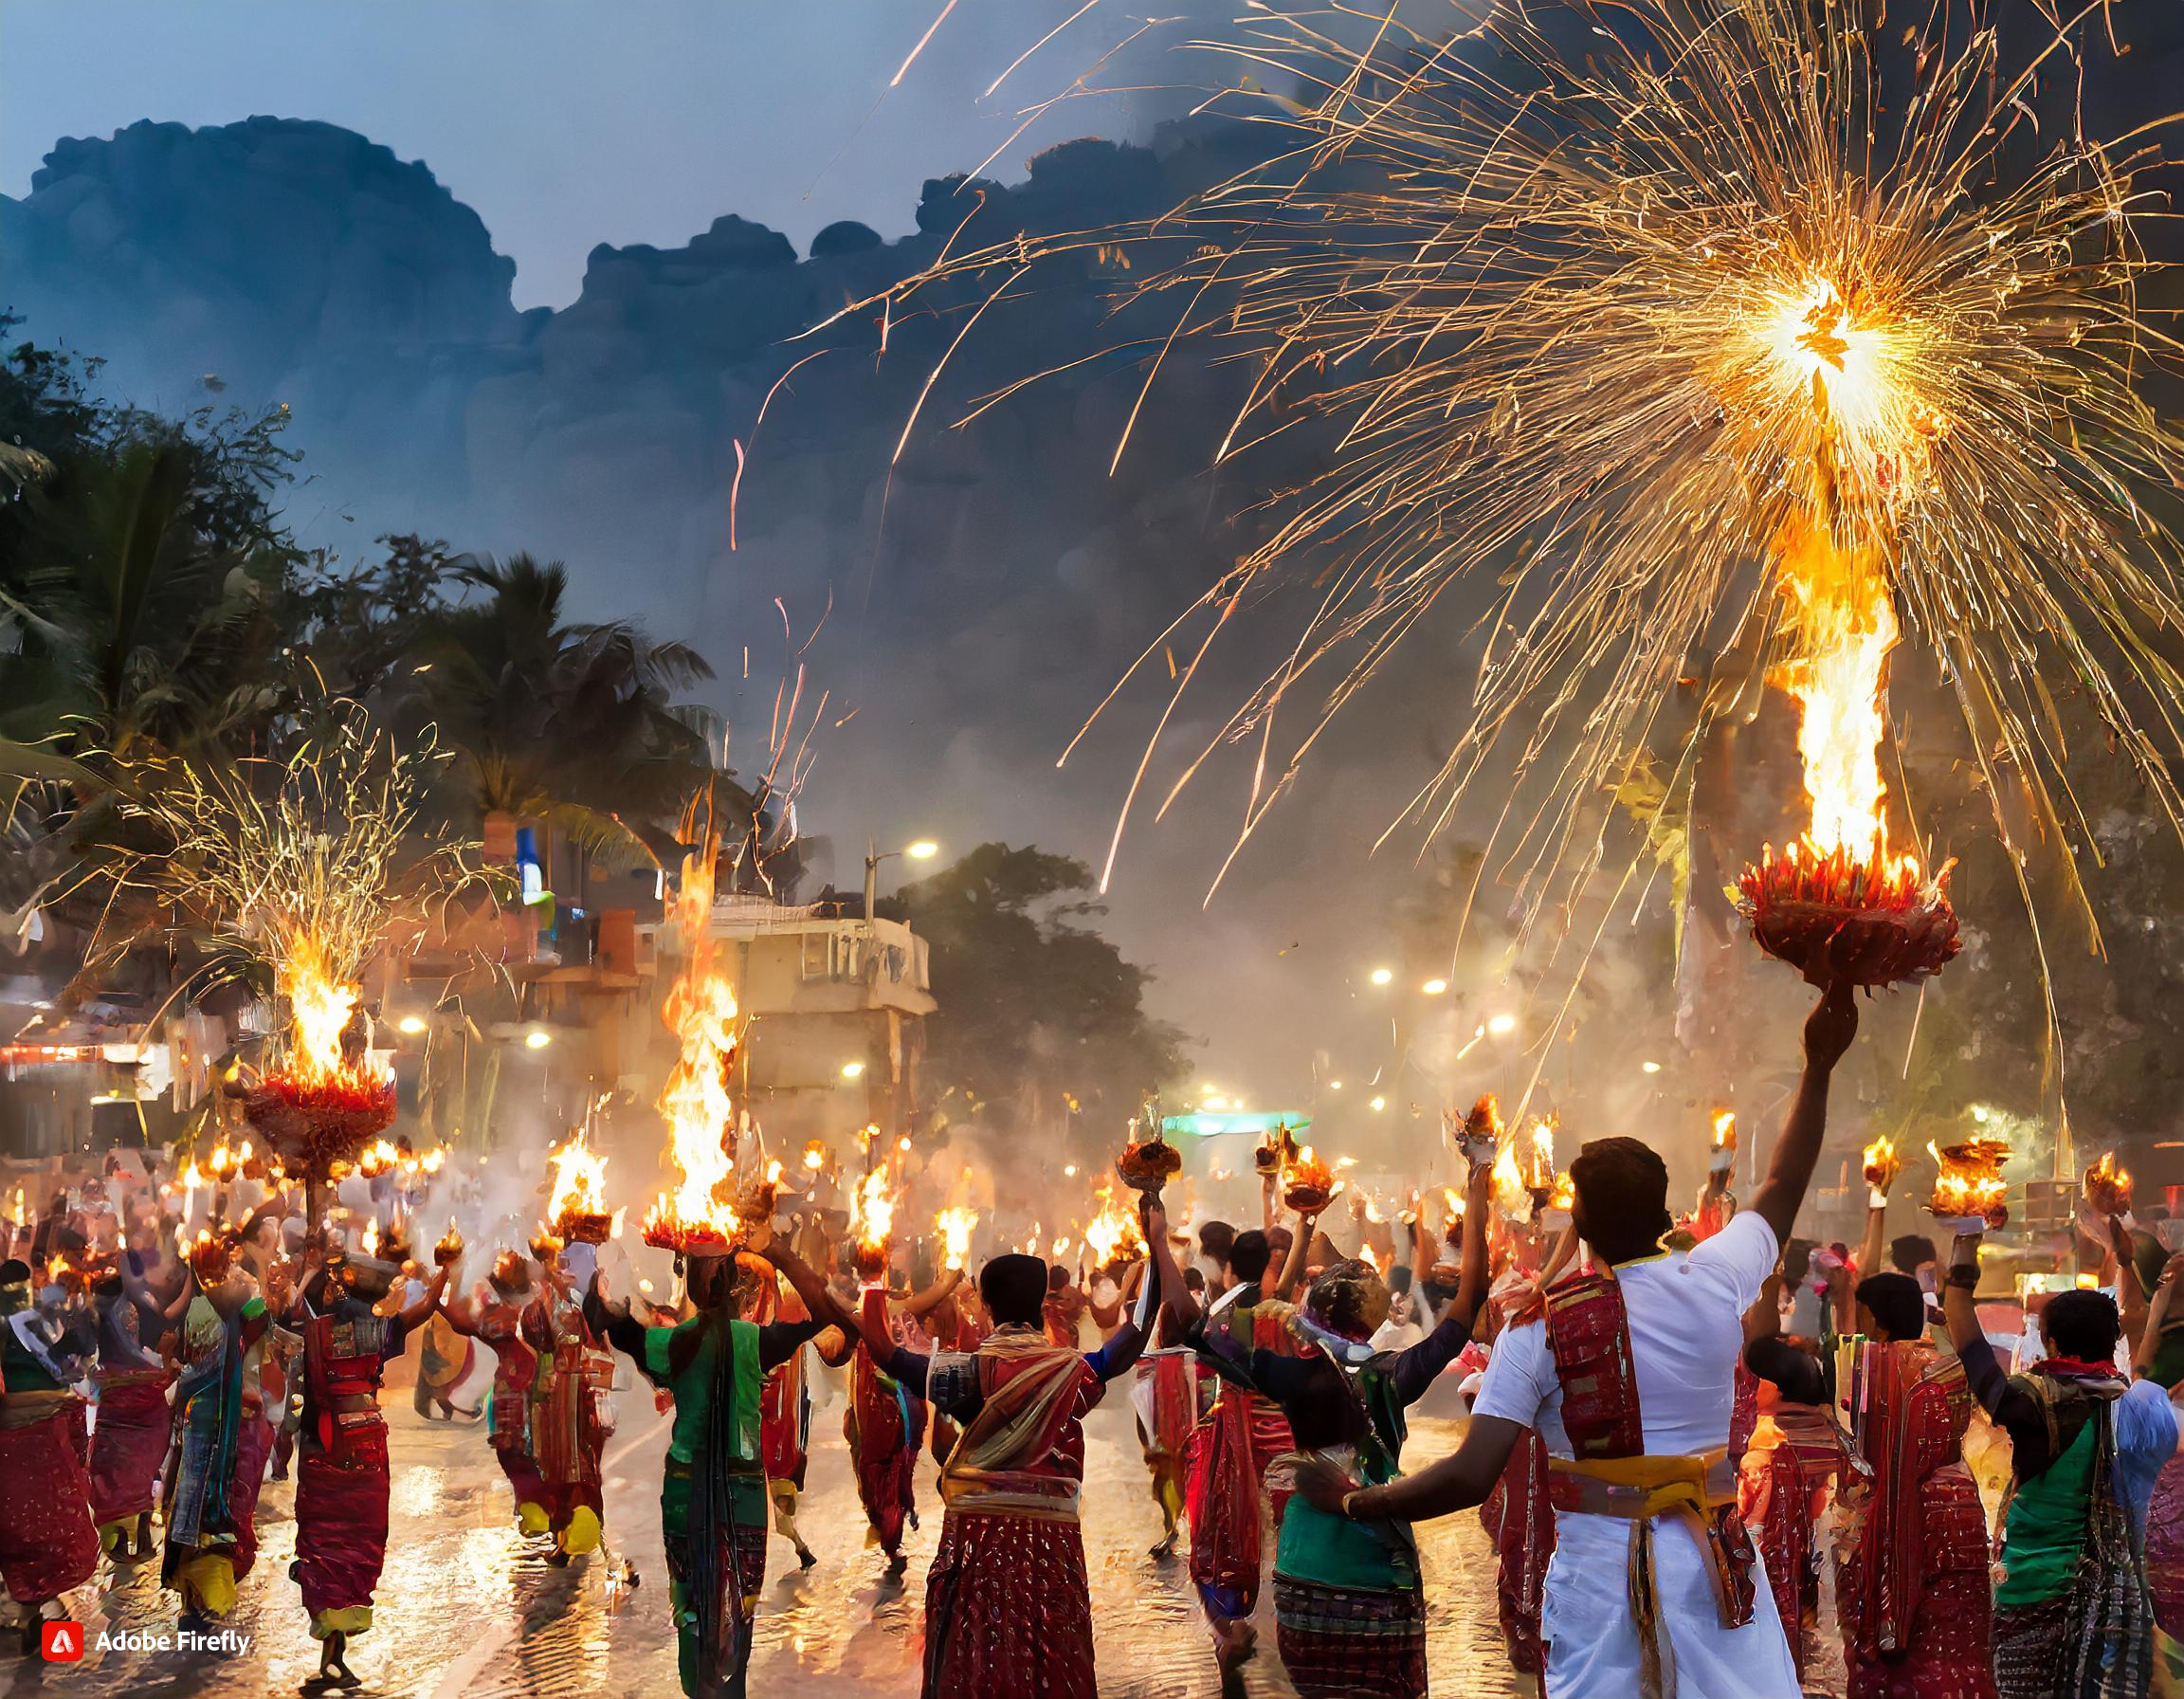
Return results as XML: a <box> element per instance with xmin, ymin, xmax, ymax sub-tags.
<box><xmin>1740</xmin><ymin>1404</ymin><xmax>1847</xmax><ymax>1683</ymax></box>
<box><xmin>89</xmin><ymin>1364</ymin><xmax>175</xmax><ymax>1531</ymax></box>
<box><xmin>1186</xmin><ymin>1297</ymin><xmax>1296</xmax><ymax>1622</ymax></box>
<box><xmin>922</xmin><ymin>1326</ymin><xmax>1103</xmax><ymax>1699</ymax></box>
<box><xmin>1839</xmin><ymin>1339</ymin><xmax>1996</xmax><ymax>1698</ymax></box>
<box><xmin>1481</xmin><ymin>1428</ymin><xmax>1553</xmax><ymax>1676</ymax></box>
<box><xmin>472</xmin><ymin>1300</ymin><xmax>546</xmax><ymax>1514</ymax></box>
<box><xmin>293</xmin><ymin>1309</ymin><xmax>404</xmax><ymax>1636</ymax></box>
<box><xmin>522</xmin><ymin>1292</ymin><xmax>613</xmax><ymax>1535</ymax></box>
<box><xmin>846</xmin><ymin>1286</ymin><xmax>925</xmax><ymax>1556</ymax></box>
<box><xmin>0</xmin><ymin>1393</ymin><xmax>98</xmax><ymax>1606</ymax></box>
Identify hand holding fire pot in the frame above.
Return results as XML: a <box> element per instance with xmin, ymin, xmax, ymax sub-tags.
<box><xmin>1802</xmin><ymin>978</ymin><xmax>1859</xmax><ymax>1072</ymax></box>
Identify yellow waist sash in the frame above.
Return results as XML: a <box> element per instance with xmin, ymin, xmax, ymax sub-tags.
<box><xmin>1546</xmin><ymin>1448</ymin><xmax>1750</xmax><ymax>1699</ymax></box>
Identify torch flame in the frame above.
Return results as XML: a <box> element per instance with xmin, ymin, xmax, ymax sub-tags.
<box><xmin>2084</xmin><ymin>1150</ymin><xmax>2134</xmax><ymax>1215</ymax></box>
<box><xmin>1083</xmin><ymin>1183</ymin><xmax>1146</xmax><ymax>1267</ymax></box>
<box><xmin>1712</xmin><ymin>1111</ymin><xmax>1737</xmax><ymax>1152</ymax></box>
<box><xmin>644</xmin><ymin>831</ymin><xmax>744</xmax><ymax>1249</ymax></box>
<box><xmin>546</xmin><ymin>1128</ymin><xmax>610</xmax><ymax>1227</ymax></box>
<box><xmin>1863</xmin><ymin>1135</ymin><xmax>1902</xmax><ymax>1193</ymax></box>
<box><xmin>1926</xmin><ymin>1138</ymin><xmax>2011</xmax><ymax>1225</ymax></box>
<box><xmin>853</xmin><ymin>1168</ymin><xmax>896</xmax><ymax>1252</ymax></box>
<box><xmin>936</xmin><ymin>1206</ymin><xmax>978</xmax><ymax>1271</ymax></box>
<box><xmin>803</xmin><ymin>1142</ymin><xmax>826</xmax><ymax>1172</ymax></box>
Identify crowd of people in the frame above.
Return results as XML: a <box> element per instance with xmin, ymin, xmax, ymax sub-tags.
<box><xmin>8</xmin><ymin>978</ymin><xmax>2184</xmax><ymax>1699</ymax></box>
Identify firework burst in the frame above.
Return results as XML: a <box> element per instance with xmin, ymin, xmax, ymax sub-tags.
<box><xmin>852</xmin><ymin>0</ymin><xmax>2184</xmax><ymax>978</ymax></box>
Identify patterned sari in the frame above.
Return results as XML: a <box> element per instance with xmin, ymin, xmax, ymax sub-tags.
<box><xmin>922</xmin><ymin>1326</ymin><xmax>1102</xmax><ymax>1699</ymax></box>
<box><xmin>1838</xmin><ymin>1340</ymin><xmax>1994</xmax><ymax>1698</ymax></box>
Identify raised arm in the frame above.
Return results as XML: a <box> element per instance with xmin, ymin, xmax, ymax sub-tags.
<box><xmin>1746</xmin><ymin>981</ymin><xmax>1860</xmax><ymax>1250</ymax></box>
<box><xmin>759</xmin><ymin>1235</ymin><xmax>859</xmax><ymax>1336</ymax></box>
<box><xmin>1940</xmin><ymin>1229</ymin><xmax>2008</xmax><ymax>1415</ymax></box>
<box><xmin>2137</xmin><ymin>1252</ymin><xmax>2184</xmax><ymax>1375</ymax></box>
<box><xmin>900</xmin><ymin>1265</ymin><xmax>964</xmax><ymax>1322</ymax></box>
<box><xmin>1296</xmin><ymin>1414</ymin><xmax>1528</xmax><ymax>1523</ymax></box>
<box><xmin>396</xmin><ymin>1261</ymin><xmax>454</xmax><ymax>1333</ymax></box>
<box><xmin>1450</xmin><ymin>1160</ymin><xmax>1494</xmax><ymax>1332</ymax></box>
<box><xmin>1274</xmin><ymin>1203</ymin><xmax>1322</xmax><ymax>1299</ymax></box>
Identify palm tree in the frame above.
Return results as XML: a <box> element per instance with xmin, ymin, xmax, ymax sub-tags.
<box><xmin>403</xmin><ymin>553</ymin><xmax>728</xmax><ymax>868</ymax></box>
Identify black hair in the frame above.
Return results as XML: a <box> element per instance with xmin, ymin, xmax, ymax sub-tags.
<box><xmin>1388</xmin><ymin>1264</ymin><xmax>1415</xmax><ymax>1296</ymax></box>
<box><xmin>980</xmin><ymin>1253</ymin><xmax>1049</xmax><ymax>1326</ymax></box>
<box><xmin>1889</xmin><ymin>1233</ymin><xmax>1938</xmax><ymax>1275</ymax></box>
<box><xmin>1228</xmin><ymin>1229</ymin><xmax>1272</xmax><ymax>1285</ymax></box>
<box><xmin>1743</xmin><ymin>1335</ymin><xmax>1826</xmax><ymax>1406</ymax></box>
<box><xmin>1569</xmin><ymin>1137</ymin><xmax>1671</xmax><ymax>1262</ymax></box>
<box><xmin>1198</xmin><ymin>1220</ymin><xmax>1235</xmax><ymax>1264</ymax></box>
<box><xmin>2044</xmin><ymin>1288</ymin><xmax>2122</xmax><ymax>1363</ymax></box>
<box><xmin>1183</xmin><ymin>1267</ymin><xmax>1206</xmax><ymax>1293</ymax></box>
<box><xmin>1856</xmin><ymin>1272</ymin><xmax>1926</xmax><ymax>1343</ymax></box>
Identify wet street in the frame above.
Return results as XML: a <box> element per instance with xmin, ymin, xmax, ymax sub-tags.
<box><xmin>24</xmin><ymin>1365</ymin><xmax>1541</xmax><ymax>1699</ymax></box>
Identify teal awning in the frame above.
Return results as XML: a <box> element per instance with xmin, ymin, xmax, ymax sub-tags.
<box><xmin>1160</xmin><ymin>1112</ymin><xmax>1312</xmax><ymax>1139</ymax></box>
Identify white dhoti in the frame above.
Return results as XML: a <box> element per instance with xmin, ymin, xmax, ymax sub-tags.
<box><xmin>1539</xmin><ymin>1512</ymin><xmax>1798</xmax><ymax>1696</ymax></box>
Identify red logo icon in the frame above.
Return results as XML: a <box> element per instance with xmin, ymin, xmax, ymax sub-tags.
<box><xmin>41</xmin><ymin>1620</ymin><xmax>84</xmax><ymax>1662</ymax></box>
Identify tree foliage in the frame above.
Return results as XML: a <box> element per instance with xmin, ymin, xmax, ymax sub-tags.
<box><xmin>892</xmin><ymin>842</ymin><xmax>1190</xmax><ymax>1142</ymax></box>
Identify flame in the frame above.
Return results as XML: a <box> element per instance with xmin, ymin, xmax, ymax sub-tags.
<box><xmin>281</xmin><ymin>941</ymin><xmax>359</xmax><ymax>1086</ymax></box>
<box><xmin>2084</xmin><ymin>1150</ymin><xmax>2134</xmax><ymax>1214</ymax></box>
<box><xmin>356</xmin><ymin>1139</ymin><xmax>402</xmax><ymax>1178</ymax></box>
<box><xmin>852</xmin><ymin>1168</ymin><xmax>896</xmax><ymax>1252</ymax></box>
<box><xmin>1052</xmin><ymin>1235</ymin><xmax>1072</xmax><ymax>1258</ymax></box>
<box><xmin>1750</xmin><ymin>284</ymin><xmax>1932</xmax><ymax>908</ymax></box>
<box><xmin>936</xmin><ymin>1206</ymin><xmax>978</xmax><ymax>1270</ymax></box>
<box><xmin>1862</xmin><ymin>1135</ymin><xmax>1902</xmax><ymax>1192</ymax></box>
<box><xmin>1525</xmin><ymin>1119</ymin><xmax>1557</xmax><ymax>1191</ymax></box>
<box><xmin>1549</xmin><ymin>1170</ymin><xmax>1575</xmax><ymax>1211</ymax></box>
<box><xmin>361</xmin><ymin>1217</ymin><xmax>380</xmax><ymax>1257</ymax></box>
<box><xmin>546</xmin><ymin>1127</ymin><xmax>610</xmax><ymax>1226</ymax></box>
<box><xmin>803</xmin><ymin>1141</ymin><xmax>827</xmax><ymax>1172</ymax></box>
<box><xmin>766</xmin><ymin>1159</ymin><xmax>784</xmax><ymax>1187</ymax></box>
<box><xmin>1442</xmin><ymin>1185</ymin><xmax>1466</xmax><ymax>1232</ymax></box>
<box><xmin>644</xmin><ymin>833</ymin><xmax>744</xmax><ymax>1249</ymax></box>
<box><xmin>420</xmin><ymin>1148</ymin><xmax>445</xmax><ymax>1175</ymax></box>
<box><xmin>1490</xmin><ymin>1140</ymin><xmax>1528</xmax><ymax>1216</ymax></box>
<box><xmin>1083</xmin><ymin>1183</ymin><xmax>1145</xmax><ymax>1267</ymax></box>
<box><xmin>1926</xmin><ymin>1138</ymin><xmax>2011</xmax><ymax>1224</ymax></box>
<box><xmin>1711</xmin><ymin>1111</ymin><xmax>1737</xmax><ymax>1152</ymax></box>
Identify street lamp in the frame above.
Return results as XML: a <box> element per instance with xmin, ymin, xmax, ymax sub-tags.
<box><xmin>1487</xmin><ymin>1014</ymin><xmax>1518</xmax><ymax>1035</ymax></box>
<box><xmin>395</xmin><ymin>1015</ymin><xmax>427</xmax><ymax>1036</ymax></box>
<box><xmin>1421</xmin><ymin>977</ymin><xmax>1449</xmax><ymax>996</ymax></box>
<box><xmin>1369</xmin><ymin>967</ymin><xmax>1394</xmax><ymax>986</ymax></box>
<box><xmin>841</xmin><ymin>1060</ymin><xmax>866</xmax><ymax>1080</ymax></box>
<box><xmin>864</xmin><ymin>837</ymin><xmax>940</xmax><ymax>922</ymax></box>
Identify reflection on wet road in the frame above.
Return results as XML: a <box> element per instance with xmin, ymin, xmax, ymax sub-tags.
<box><xmin>35</xmin><ymin>1374</ymin><xmax>1598</xmax><ymax>1697</ymax></box>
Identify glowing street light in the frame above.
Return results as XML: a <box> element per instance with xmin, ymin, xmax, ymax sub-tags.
<box><xmin>864</xmin><ymin>836</ymin><xmax>941</xmax><ymax>921</ymax></box>
<box><xmin>1369</xmin><ymin>967</ymin><xmax>1394</xmax><ymax>986</ymax></box>
<box><xmin>523</xmin><ymin>1029</ymin><xmax>552</xmax><ymax>1050</ymax></box>
<box><xmin>1329</xmin><ymin>1080</ymin><xmax>1343</xmax><ymax>1091</ymax></box>
<box><xmin>1422</xmin><ymin>977</ymin><xmax>1449</xmax><ymax>996</ymax></box>
<box><xmin>1370</xmin><ymin>1095</ymin><xmax>1388</xmax><ymax>1111</ymax></box>
<box><xmin>1641</xmin><ymin>1060</ymin><xmax>1663</xmax><ymax>1074</ymax></box>
<box><xmin>1487</xmin><ymin>1014</ymin><xmax>1518</xmax><ymax>1035</ymax></box>
<box><xmin>396</xmin><ymin>1014</ymin><xmax>428</xmax><ymax>1036</ymax></box>
<box><xmin>841</xmin><ymin>1061</ymin><xmax>866</xmax><ymax>1080</ymax></box>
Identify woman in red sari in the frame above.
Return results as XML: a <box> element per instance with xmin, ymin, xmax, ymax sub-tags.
<box><xmin>858</xmin><ymin>1206</ymin><xmax>1181</xmax><ymax>1699</ymax></box>
<box><xmin>845</xmin><ymin>1248</ymin><xmax>956</xmax><ymax>1572</ymax></box>
<box><xmin>288</xmin><ymin>1245</ymin><xmax>453</xmax><ymax>1688</ymax></box>
<box><xmin>1838</xmin><ymin>1272</ymin><xmax>1996</xmax><ymax>1699</ymax></box>
<box><xmin>0</xmin><ymin>1261</ymin><xmax>100</xmax><ymax>1654</ymax></box>
<box><xmin>443</xmin><ymin>1252</ymin><xmax>547</xmax><ymax>1536</ymax></box>
<box><xmin>1738</xmin><ymin>1336</ymin><xmax>1847</xmax><ymax>1685</ymax></box>
<box><xmin>89</xmin><ymin>1270</ymin><xmax>174</xmax><ymax>1559</ymax></box>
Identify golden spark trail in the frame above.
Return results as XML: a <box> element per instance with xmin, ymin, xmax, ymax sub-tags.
<box><xmin>844</xmin><ymin>0</ymin><xmax>2184</xmax><ymax>985</ymax></box>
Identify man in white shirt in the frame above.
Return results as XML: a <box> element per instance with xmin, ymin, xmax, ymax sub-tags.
<box><xmin>1294</xmin><ymin>980</ymin><xmax>1860</xmax><ymax>1697</ymax></box>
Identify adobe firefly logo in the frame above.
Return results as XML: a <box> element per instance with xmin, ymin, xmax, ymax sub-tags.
<box><xmin>42</xmin><ymin>1620</ymin><xmax>84</xmax><ymax>1662</ymax></box>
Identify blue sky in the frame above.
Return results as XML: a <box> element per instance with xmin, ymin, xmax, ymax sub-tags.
<box><xmin>0</xmin><ymin>0</ymin><xmax>1216</xmax><ymax>308</ymax></box>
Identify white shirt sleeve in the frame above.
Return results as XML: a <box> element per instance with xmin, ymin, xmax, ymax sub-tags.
<box><xmin>1470</xmin><ymin>1319</ymin><xmax>1553</xmax><ymax>1430</ymax></box>
<box><xmin>1684</xmin><ymin>1210</ymin><xmax>1781</xmax><ymax>1312</ymax></box>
